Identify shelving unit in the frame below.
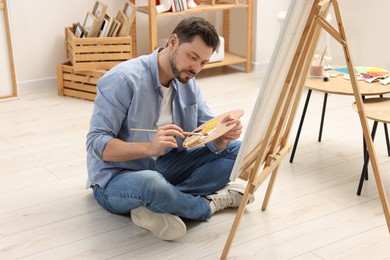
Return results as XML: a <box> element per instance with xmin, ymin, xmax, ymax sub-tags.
<box><xmin>136</xmin><ymin>0</ymin><xmax>253</xmax><ymax>72</ymax></box>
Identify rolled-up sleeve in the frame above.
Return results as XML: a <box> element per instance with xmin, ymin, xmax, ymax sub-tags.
<box><xmin>86</xmin><ymin>71</ymin><xmax>131</xmax><ymax>160</ymax></box>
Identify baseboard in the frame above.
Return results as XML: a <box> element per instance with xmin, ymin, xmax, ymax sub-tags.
<box><xmin>252</xmin><ymin>61</ymin><xmax>269</xmax><ymax>74</ymax></box>
<box><xmin>17</xmin><ymin>77</ymin><xmax>57</xmax><ymax>92</ymax></box>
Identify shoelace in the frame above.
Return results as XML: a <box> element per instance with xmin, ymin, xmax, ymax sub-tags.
<box><xmin>210</xmin><ymin>193</ymin><xmax>238</xmax><ymax>212</ymax></box>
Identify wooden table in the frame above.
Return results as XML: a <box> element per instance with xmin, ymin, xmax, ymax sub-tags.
<box><xmin>305</xmin><ymin>75</ymin><xmax>390</xmax><ymax>96</ymax></box>
<box><xmin>353</xmin><ymin>98</ymin><xmax>390</xmax><ymax>195</ymax></box>
<box><xmin>290</xmin><ymin>74</ymin><xmax>390</xmax><ymax>162</ymax></box>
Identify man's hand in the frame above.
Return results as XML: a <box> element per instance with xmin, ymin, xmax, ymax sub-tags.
<box><xmin>213</xmin><ymin>114</ymin><xmax>243</xmax><ymax>150</ymax></box>
<box><xmin>147</xmin><ymin>124</ymin><xmax>185</xmax><ymax>157</ymax></box>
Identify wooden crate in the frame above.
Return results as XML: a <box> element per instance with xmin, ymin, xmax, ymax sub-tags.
<box><xmin>57</xmin><ymin>62</ymin><xmax>106</xmax><ymax>101</ymax></box>
<box><xmin>65</xmin><ymin>26</ymin><xmax>132</xmax><ymax>71</ymax></box>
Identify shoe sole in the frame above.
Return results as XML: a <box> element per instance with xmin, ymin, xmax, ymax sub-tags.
<box><xmin>131</xmin><ymin>206</ymin><xmax>186</xmax><ymax>241</ymax></box>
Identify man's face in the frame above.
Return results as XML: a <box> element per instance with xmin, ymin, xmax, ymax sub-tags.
<box><xmin>169</xmin><ymin>35</ymin><xmax>214</xmax><ymax>83</ymax></box>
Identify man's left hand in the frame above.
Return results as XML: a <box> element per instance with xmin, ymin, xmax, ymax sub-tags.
<box><xmin>213</xmin><ymin>114</ymin><xmax>242</xmax><ymax>150</ymax></box>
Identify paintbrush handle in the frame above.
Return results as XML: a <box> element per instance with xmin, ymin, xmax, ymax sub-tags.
<box><xmin>319</xmin><ymin>46</ymin><xmax>327</xmax><ymax>65</ymax></box>
<box><xmin>130</xmin><ymin>128</ymin><xmax>203</xmax><ymax>136</ymax></box>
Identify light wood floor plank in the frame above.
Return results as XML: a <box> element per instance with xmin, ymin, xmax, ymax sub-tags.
<box><xmin>0</xmin><ymin>67</ymin><xmax>389</xmax><ymax>259</ymax></box>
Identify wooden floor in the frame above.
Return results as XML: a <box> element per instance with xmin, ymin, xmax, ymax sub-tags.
<box><xmin>1</xmin><ymin>67</ymin><xmax>390</xmax><ymax>259</ymax></box>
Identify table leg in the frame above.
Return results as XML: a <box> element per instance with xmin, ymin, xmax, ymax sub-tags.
<box><xmin>290</xmin><ymin>89</ymin><xmax>312</xmax><ymax>163</ymax></box>
<box><xmin>384</xmin><ymin>123</ymin><xmax>390</xmax><ymax>156</ymax></box>
<box><xmin>377</xmin><ymin>94</ymin><xmax>390</xmax><ymax>156</ymax></box>
<box><xmin>357</xmin><ymin>121</ymin><xmax>378</xmax><ymax>196</ymax></box>
<box><xmin>318</xmin><ymin>93</ymin><xmax>328</xmax><ymax>142</ymax></box>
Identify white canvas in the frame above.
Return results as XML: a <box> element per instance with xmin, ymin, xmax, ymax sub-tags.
<box><xmin>231</xmin><ymin>0</ymin><xmax>313</xmax><ymax>180</ymax></box>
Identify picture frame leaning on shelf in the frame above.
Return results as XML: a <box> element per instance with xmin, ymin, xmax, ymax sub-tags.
<box><xmin>117</xmin><ymin>0</ymin><xmax>136</xmax><ymax>37</ymax></box>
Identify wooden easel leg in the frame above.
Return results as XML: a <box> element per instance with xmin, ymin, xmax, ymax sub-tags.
<box><xmin>221</xmin><ymin>186</ymin><xmax>253</xmax><ymax>259</ymax></box>
<box><xmin>222</xmin><ymin>3</ymin><xmax>322</xmax><ymax>258</ymax></box>
<box><xmin>332</xmin><ymin>0</ymin><xmax>390</xmax><ymax>232</ymax></box>
<box><xmin>262</xmin><ymin>167</ymin><xmax>280</xmax><ymax>210</ymax></box>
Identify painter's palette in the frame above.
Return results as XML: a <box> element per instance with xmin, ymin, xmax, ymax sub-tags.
<box><xmin>183</xmin><ymin>109</ymin><xmax>244</xmax><ymax>148</ymax></box>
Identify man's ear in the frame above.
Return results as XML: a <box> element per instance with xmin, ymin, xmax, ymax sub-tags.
<box><xmin>168</xmin><ymin>34</ymin><xmax>179</xmax><ymax>48</ymax></box>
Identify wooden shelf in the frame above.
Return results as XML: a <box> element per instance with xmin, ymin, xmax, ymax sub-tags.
<box><xmin>204</xmin><ymin>52</ymin><xmax>246</xmax><ymax>69</ymax></box>
<box><xmin>137</xmin><ymin>3</ymin><xmax>249</xmax><ymax>15</ymax></box>
<box><xmin>136</xmin><ymin>0</ymin><xmax>253</xmax><ymax>72</ymax></box>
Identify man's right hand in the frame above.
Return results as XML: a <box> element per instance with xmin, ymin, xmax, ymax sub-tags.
<box><xmin>147</xmin><ymin>124</ymin><xmax>185</xmax><ymax>157</ymax></box>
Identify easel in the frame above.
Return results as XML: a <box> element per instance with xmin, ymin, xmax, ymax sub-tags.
<box><xmin>221</xmin><ymin>0</ymin><xmax>390</xmax><ymax>258</ymax></box>
<box><xmin>0</xmin><ymin>0</ymin><xmax>18</xmax><ymax>100</ymax></box>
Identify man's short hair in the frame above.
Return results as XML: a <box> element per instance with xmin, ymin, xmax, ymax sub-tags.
<box><xmin>172</xmin><ymin>17</ymin><xmax>220</xmax><ymax>52</ymax></box>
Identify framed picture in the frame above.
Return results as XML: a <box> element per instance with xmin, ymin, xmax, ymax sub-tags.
<box><xmin>123</xmin><ymin>0</ymin><xmax>137</xmax><ymax>22</ymax></box>
<box><xmin>116</xmin><ymin>10</ymin><xmax>128</xmax><ymax>37</ymax></box>
<box><xmin>92</xmin><ymin>0</ymin><xmax>106</xmax><ymax>18</ymax></box>
<box><xmin>117</xmin><ymin>1</ymin><xmax>136</xmax><ymax>37</ymax></box>
<box><xmin>107</xmin><ymin>18</ymin><xmax>121</xmax><ymax>37</ymax></box>
<box><xmin>88</xmin><ymin>1</ymin><xmax>107</xmax><ymax>37</ymax></box>
<box><xmin>83</xmin><ymin>12</ymin><xmax>97</xmax><ymax>35</ymax></box>
<box><xmin>99</xmin><ymin>13</ymin><xmax>113</xmax><ymax>37</ymax></box>
<box><xmin>74</xmin><ymin>22</ymin><xmax>84</xmax><ymax>38</ymax></box>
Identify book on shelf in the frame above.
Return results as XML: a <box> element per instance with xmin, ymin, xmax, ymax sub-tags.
<box><xmin>171</xmin><ymin>0</ymin><xmax>188</xmax><ymax>12</ymax></box>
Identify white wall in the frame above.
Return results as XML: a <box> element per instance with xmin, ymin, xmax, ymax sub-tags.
<box><xmin>253</xmin><ymin>0</ymin><xmax>291</xmax><ymax>70</ymax></box>
<box><xmin>331</xmin><ymin>0</ymin><xmax>389</xmax><ymax>68</ymax></box>
<box><xmin>8</xmin><ymin>0</ymin><xmax>124</xmax><ymax>87</ymax></box>
<box><xmin>6</xmin><ymin>0</ymin><xmax>390</xmax><ymax>89</ymax></box>
<box><xmin>253</xmin><ymin>0</ymin><xmax>390</xmax><ymax>70</ymax></box>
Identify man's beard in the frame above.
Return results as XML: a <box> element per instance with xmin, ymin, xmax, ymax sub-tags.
<box><xmin>169</xmin><ymin>49</ymin><xmax>196</xmax><ymax>84</ymax></box>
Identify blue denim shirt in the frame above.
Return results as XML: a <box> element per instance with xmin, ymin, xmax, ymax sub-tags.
<box><xmin>86</xmin><ymin>49</ymin><xmax>221</xmax><ymax>188</ymax></box>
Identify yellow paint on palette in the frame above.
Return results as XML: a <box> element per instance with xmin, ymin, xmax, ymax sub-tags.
<box><xmin>201</xmin><ymin>119</ymin><xmax>221</xmax><ymax>134</ymax></box>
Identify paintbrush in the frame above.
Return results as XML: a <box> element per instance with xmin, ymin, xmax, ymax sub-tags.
<box><xmin>130</xmin><ymin>128</ymin><xmax>205</xmax><ymax>136</ymax></box>
<box><xmin>319</xmin><ymin>45</ymin><xmax>327</xmax><ymax>65</ymax></box>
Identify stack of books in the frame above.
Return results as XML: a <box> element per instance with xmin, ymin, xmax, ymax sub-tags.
<box><xmin>170</xmin><ymin>0</ymin><xmax>189</xmax><ymax>12</ymax></box>
<box><xmin>156</xmin><ymin>0</ymin><xmax>193</xmax><ymax>13</ymax></box>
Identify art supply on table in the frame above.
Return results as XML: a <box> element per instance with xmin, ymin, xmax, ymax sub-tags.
<box><xmin>323</xmin><ymin>73</ymin><xmax>330</xmax><ymax>81</ymax></box>
<box><xmin>309</xmin><ymin>64</ymin><xmax>324</xmax><ymax>77</ymax></box>
<box><xmin>331</xmin><ymin>66</ymin><xmax>389</xmax><ymax>83</ymax></box>
<box><xmin>319</xmin><ymin>46</ymin><xmax>327</xmax><ymax>65</ymax></box>
<box><xmin>380</xmin><ymin>77</ymin><xmax>390</xmax><ymax>85</ymax></box>
<box><xmin>365</xmin><ymin>73</ymin><xmax>390</xmax><ymax>84</ymax></box>
<box><xmin>309</xmin><ymin>47</ymin><xmax>327</xmax><ymax>77</ymax></box>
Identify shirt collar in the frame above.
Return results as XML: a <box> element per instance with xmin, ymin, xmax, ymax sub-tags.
<box><xmin>150</xmin><ymin>47</ymin><xmax>178</xmax><ymax>93</ymax></box>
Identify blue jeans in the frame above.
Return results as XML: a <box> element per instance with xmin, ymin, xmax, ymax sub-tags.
<box><xmin>93</xmin><ymin>140</ymin><xmax>240</xmax><ymax>221</ymax></box>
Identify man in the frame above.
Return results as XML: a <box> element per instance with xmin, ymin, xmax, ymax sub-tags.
<box><xmin>86</xmin><ymin>17</ymin><xmax>254</xmax><ymax>241</ymax></box>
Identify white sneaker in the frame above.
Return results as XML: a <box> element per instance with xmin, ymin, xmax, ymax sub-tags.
<box><xmin>206</xmin><ymin>183</ymin><xmax>255</xmax><ymax>214</ymax></box>
<box><xmin>131</xmin><ymin>206</ymin><xmax>186</xmax><ymax>241</ymax></box>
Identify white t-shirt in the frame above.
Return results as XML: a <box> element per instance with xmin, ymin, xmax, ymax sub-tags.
<box><xmin>156</xmin><ymin>84</ymin><xmax>173</xmax><ymax>127</ymax></box>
